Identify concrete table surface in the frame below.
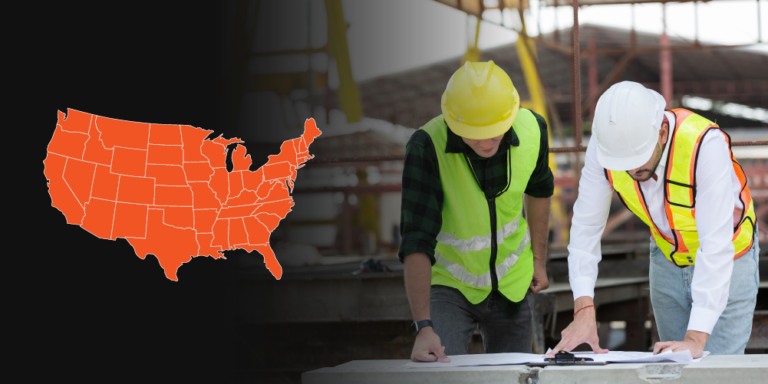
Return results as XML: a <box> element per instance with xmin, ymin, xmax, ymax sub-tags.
<box><xmin>302</xmin><ymin>355</ymin><xmax>768</xmax><ymax>384</ymax></box>
<box><xmin>539</xmin><ymin>355</ymin><xmax>768</xmax><ymax>383</ymax></box>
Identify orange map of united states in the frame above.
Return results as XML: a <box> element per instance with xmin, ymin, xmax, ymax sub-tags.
<box><xmin>44</xmin><ymin>109</ymin><xmax>321</xmax><ymax>281</ymax></box>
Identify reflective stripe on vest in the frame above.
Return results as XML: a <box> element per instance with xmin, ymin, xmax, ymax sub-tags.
<box><xmin>435</xmin><ymin>212</ymin><xmax>522</xmax><ymax>254</ymax></box>
<box><xmin>421</xmin><ymin>110</ymin><xmax>540</xmax><ymax>304</ymax></box>
<box><xmin>606</xmin><ymin>109</ymin><xmax>756</xmax><ymax>266</ymax></box>
<box><xmin>434</xmin><ymin>215</ymin><xmax>531</xmax><ymax>288</ymax></box>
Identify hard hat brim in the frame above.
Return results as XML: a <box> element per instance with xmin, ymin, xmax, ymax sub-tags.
<box><xmin>596</xmin><ymin>139</ymin><xmax>657</xmax><ymax>172</ymax></box>
<box><xmin>440</xmin><ymin>102</ymin><xmax>519</xmax><ymax>140</ymax></box>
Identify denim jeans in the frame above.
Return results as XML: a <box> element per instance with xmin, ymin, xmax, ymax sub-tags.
<box><xmin>649</xmin><ymin>229</ymin><xmax>760</xmax><ymax>354</ymax></box>
<box><xmin>430</xmin><ymin>285</ymin><xmax>532</xmax><ymax>355</ymax></box>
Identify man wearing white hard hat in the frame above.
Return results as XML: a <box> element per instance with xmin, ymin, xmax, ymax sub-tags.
<box><xmin>547</xmin><ymin>81</ymin><xmax>759</xmax><ymax>358</ymax></box>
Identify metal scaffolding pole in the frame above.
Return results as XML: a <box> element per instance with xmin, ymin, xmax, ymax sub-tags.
<box><xmin>694</xmin><ymin>1</ymin><xmax>699</xmax><ymax>46</ymax></box>
<box><xmin>415</xmin><ymin>0</ymin><xmax>768</xmax><ymax>157</ymax></box>
<box><xmin>660</xmin><ymin>2</ymin><xmax>673</xmax><ymax>108</ymax></box>
<box><xmin>588</xmin><ymin>32</ymin><xmax>598</xmax><ymax>121</ymax></box>
<box><xmin>759</xmin><ymin>0</ymin><xmax>763</xmax><ymax>43</ymax></box>
<box><xmin>554</xmin><ymin>0</ymin><xmax>560</xmax><ymax>44</ymax></box>
<box><xmin>572</xmin><ymin>0</ymin><xmax>583</xmax><ymax>148</ymax></box>
<box><xmin>631</xmin><ymin>3</ymin><xmax>636</xmax><ymax>49</ymax></box>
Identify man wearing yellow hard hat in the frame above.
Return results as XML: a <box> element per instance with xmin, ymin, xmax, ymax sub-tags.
<box><xmin>399</xmin><ymin>61</ymin><xmax>554</xmax><ymax>362</ymax></box>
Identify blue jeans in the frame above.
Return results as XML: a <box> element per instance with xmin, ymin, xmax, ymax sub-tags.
<box><xmin>430</xmin><ymin>285</ymin><xmax>532</xmax><ymax>355</ymax></box>
<box><xmin>649</xmin><ymin>229</ymin><xmax>760</xmax><ymax>355</ymax></box>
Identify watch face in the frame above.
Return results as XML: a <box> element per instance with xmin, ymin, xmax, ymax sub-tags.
<box><xmin>412</xmin><ymin>320</ymin><xmax>431</xmax><ymax>336</ymax></box>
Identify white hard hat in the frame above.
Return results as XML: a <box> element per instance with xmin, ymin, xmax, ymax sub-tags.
<box><xmin>592</xmin><ymin>81</ymin><xmax>667</xmax><ymax>171</ymax></box>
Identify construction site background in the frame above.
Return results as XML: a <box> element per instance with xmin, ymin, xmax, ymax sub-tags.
<box><xmin>210</xmin><ymin>1</ymin><xmax>768</xmax><ymax>383</ymax></box>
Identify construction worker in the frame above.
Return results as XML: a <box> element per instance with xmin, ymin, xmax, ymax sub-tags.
<box><xmin>400</xmin><ymin>61</ymin><xmax>553</xmax><ymax>362</ymax></box>
<box><xmin>548</xmin><ymin>81</ymin><xmax>759</xmax><ymax>358</ymax></box>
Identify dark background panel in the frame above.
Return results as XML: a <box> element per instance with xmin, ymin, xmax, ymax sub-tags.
<box><xmin>16</xmin><ymin>1</ymin><xmax>284</xmax><ymax>380</ymax></box>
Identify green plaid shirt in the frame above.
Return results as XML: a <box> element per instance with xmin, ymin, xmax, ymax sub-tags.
<box><xmin>399</xmin><ymin>110</ymin><xmax>554</xmax><ymax>264</ymax></box>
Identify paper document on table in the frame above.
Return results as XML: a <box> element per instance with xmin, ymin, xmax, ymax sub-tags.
<box><xmin>540</xmin><ymin>349</ymin><xmax>711</xmax><ymax>364</ymax></box>
<box><xmin>404</xmin><ymin>353</ymin><xmax>541</xmax><ymax>369</ymax></box>
<box><xmin>404</xmin><ymin>350</ymin><xmax>710</xmax><ymax>368</ymax></box>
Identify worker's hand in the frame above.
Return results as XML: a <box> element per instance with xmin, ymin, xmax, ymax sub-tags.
<box><xmin>411</xmin><ymin>327</ymin><xmax>450</xmax><ymax>363</ymax></box>
<box><xmin>545</xmin><ymin>297</ymin><xmax>608</xmax><ymax>357</ymax></box>
<box><xmin>653</xmin><ymin>330</ymin><xmax>708</xmax><ymax>358</ymax></box>
<box><xmin>529</xmin><ymin>259</ymin><xmax>549</xmax><ymax>294</ymax></box>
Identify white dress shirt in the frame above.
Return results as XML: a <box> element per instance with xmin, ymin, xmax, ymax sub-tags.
<box><xmin>568</xmin><ymin>111</ymin><xmax>743</xmax><ymax>334</ymax></box>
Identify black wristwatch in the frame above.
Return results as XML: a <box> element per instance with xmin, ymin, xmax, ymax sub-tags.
<box><xmin>411</xmin><ymin>319</ymin><xmax>433</xmax><ymax>336</ymax></box>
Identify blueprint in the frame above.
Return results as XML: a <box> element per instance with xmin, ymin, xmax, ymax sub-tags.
<box><xmin>403</xmin><ymin>349</ymin><xmax>710</xmax><ymax>368</ymax></box>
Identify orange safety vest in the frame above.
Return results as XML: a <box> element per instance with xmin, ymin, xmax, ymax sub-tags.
<box><xmin>605</xmin><ymin>108</ymin><xmax>756</xmax><ymax>266</ymax></box>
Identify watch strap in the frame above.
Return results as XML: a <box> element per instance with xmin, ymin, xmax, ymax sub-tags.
<box><xmin>412</xmin><ymin>319</ymin><xmax>434</xmax><ymax>336</ymax></box>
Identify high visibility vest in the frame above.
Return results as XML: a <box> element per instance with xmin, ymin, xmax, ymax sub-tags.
<box><xmin>605</xmin><ymin>109</ymin><xmax>756</xmax><ymax>266</ymax></box>
<box><xmin>421</xmin><ymin>109</ymin><xmax>540</xmax><ymax>304</ymax></box>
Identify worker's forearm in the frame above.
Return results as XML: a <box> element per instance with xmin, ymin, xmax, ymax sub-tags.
<box><xmin>684</xmin><ymin>330</ymin><xmax>709</xmax><ymax>348</ymax></box>
<box><xmin>575</xmin><ymin>295</ymin><xmax>594</xmax><ymax>309</ymax></box>
<box><xmin>404</xmin><ymin>252</ymin><xmax>433</xmax><ymax>321</ymax></box>
<box><xmin>525</xmin><ymin>195</ymin><xmax>551</xmax><ymax>265</ymax></box>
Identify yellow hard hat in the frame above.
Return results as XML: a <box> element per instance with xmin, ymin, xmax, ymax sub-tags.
<box><xmin>440</xmin><ymin>60</ymin><xmax>520</xmax><ymax>140</ymax></box>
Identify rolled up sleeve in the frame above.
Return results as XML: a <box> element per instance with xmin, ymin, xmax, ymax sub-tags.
<box><xmin>398</xmin><ymin>130</ymin><xmax>443</xmax><ymax>265</ymax></box>
<box><xmin>525</xmin><ymin>111</ymin><xmax>554</xmax><ymax>198</ymax></box>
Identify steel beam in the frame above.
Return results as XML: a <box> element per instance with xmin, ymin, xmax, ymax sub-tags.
<box><xmin>534</xmin><ymin>40</ymin><xmax>760</xmax><ymax>57</ymax></box>
<box><xmin>588</xmin><ymin>33</ymin><xmax>598</xmax><ymax>120</ymax></box>
<box><xmin>660</xmin><ymin>4</ymin><xmax>673</xmax><ymax>108</ymax></box>
<box><xmin>435</xmin><ymin>1</ymin><xmax>763</xmax><ymax>58</ymax></box>
<box><xmin>571</xmin><ymin>0</ymin><xmax>583</xmax><ymax>146</ymax></box>
<box><xmin>541</xmin><ymin>0</ymin><xmax>743</xmax><ymax>5</ymax></box>
<box><xmin>642</xmin><ymin>80</ymin><xmax>768</xmax><ymax>97</ymax></box>
<box><xmin>326</xmin><ymin>0</ymin><xmax>363</xmax><ymax>122</ymax></box>
<box><xmin>759</xmin><ymin>0</ymin><xmax>763</xmax><ymax>44</ymax></box>
<box><xmin>532</xmin><ymin>37</ymin><xmax>761</xmax><ymax>57</ymax></box>
<box><xmin>580</xmin><ymin>49</ymin><xmax>637</xmax><ymax>116</ymax></box>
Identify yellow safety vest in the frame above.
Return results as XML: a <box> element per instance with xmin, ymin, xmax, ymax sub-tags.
<box><xmin>421</xmin><ymin>109</ymin><xmax>540</xmax><ymax>304</ymax></box>
<box><xmin>606</xmin><ymin>109</ymin><xmax>756</xmax><ymax>266</ymax></box>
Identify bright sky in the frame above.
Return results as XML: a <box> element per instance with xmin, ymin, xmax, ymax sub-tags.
<box><xmin>341</xmin><ymin>0</ymin><xmax>768</xmax><ymax>81</ymax></box>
